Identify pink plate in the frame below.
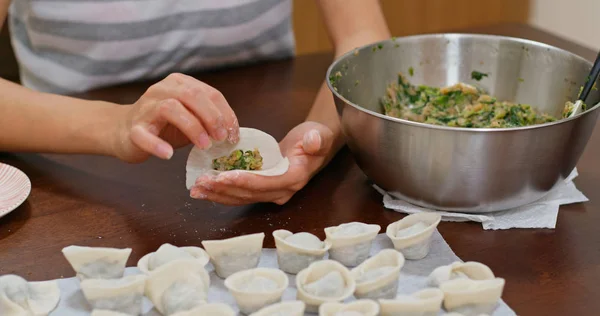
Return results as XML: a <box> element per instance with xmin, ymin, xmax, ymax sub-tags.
<box><xmin>0</xmin><ymin>163</ymin><xmax>31</xmax><ymax>218</ymax></box>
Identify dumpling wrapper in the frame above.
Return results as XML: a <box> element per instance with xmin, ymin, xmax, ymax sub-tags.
<box><xmin>386</xmin><ymin>213</ymin><xmax>441</xmax><ymax>260</ymax></box>
<box><xmin>350</xmin><ymin>249</ymin><xmax>405</xmax><ymax>300</ymax></box>
<box><xmin>62</xmin><ymin>245</ymin><xmax>132</xmax><ymax>280</ymax></box>
<box><xmin>145</xmin><ymin>259</ymin><xmax>210</xmax><ymax>315</ymax></box>
<box><xmin>171</xmin><ymin>303</ymin><xmax>236</xmax><ymax>316</ymax></box>
<box><xmin>324</xmin><ymin>222</ymin><xmax>381</xmax><ymax>267</ymax></box>
<box><xmin>378</xmin><ymin>288</ymin><xmax>444</xmax><ymax>316</ymax></box>
<box><xmin>428</xmin><ymin>261</ymin><xmax>495</xmax><ymax>287</ymax></box>
<box><xmin>202</xmin><ymin>232</ymin><xmax>265</xmax><ymax>278</ymax></box>
<box><xmin>137</xmin><ymin>243</ymin><xmax>210</xmax><ymax>274</ymax></box>
<box><xmin>91</xmin><ymin>310</ymin><xmax>131</xmax><ymax>316</ymax></box>
<box><xmin>185</xmin><ymin>127</ymin><xmax>290</xmax><ymax>189</ymax></box>
<box><xmin>440</xmin><ymin>278</ymin><xmax>505</xmax><ymax>316</ymax></box>
<box><xmin>224</xmin><ymin>268</ymin><xmax>288</xmax><ymax>314</ymax></box>
<box><xmin>0</xmin><ymin>274</ymin><xmax>61</xmax><ymax>316</ymax></box>
<box><xmin>80</xmin><ymin>274</ymin><xmax>147</xmax><ymax>315</ymax></box>
<box><xmin>249</xmin><ymin>300</ymin><xmax>306</xmax><ymax>316</ymax></box>
<box><xmin>296</xmin><ymin>260</ymin><xmax>356</xmax><ymax>313</ymax></box>
<box><xmin>318</xmin><ymin>299</ymin><xmax>380</xmax><ymax>316</ymax></box>
<box><xmin>272</xmin><ymin>230</ymin><xmax>331</xmax><ymax>274</ymax></box>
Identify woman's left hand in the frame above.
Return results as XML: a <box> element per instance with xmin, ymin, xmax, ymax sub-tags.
<box><xmin>189</xmin><ymin>121</ymin><xmax>334</xmax><ymax>205</ymax></box>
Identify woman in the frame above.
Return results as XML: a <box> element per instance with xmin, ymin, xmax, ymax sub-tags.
<box><xmin>0</xmin><ymin>0</ymin><xmax>391</xmax><ymax>205</ymax></box>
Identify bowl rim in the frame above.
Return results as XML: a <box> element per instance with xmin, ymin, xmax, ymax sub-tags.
<box><xmin>326</xmin><ymin>32</ymin><xmax>600</xmax><ymax>133</ymax></box>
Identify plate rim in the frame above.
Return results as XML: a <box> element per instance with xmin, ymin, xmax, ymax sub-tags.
<box><xmin>0</xmin><ymin>162</ymin><xmax>32</xmax><ymax>218</ymax></box>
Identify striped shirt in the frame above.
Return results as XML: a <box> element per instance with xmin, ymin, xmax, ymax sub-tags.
<box><xmin>8</xmin><ymin>0</ymin><xmax>295</xmax><ymax>94</ymax></box>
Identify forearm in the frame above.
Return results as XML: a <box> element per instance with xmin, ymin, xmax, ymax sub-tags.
<box><xmin>0</xmin><ymin>78</ymin><xmax>121</xmax><ymax>156</ymax></box>
<box><xmin>307</xmin><ymin>0</ymin><xmax>391</xmax><ymax>156</ymax></box>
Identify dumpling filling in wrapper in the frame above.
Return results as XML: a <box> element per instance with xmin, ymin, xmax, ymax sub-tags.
<box><xmin>145</xmin><ymin>260</ymin><xmax>210</xmax><ymax>316</ymax></box>
<box><xmin>186</xmin><ymin>128</ymin><xmax>290</xmax><ymax>189</ymax></box>
<box><xmin>0</xmin><ymin>274</ymin><xmax>61</xmax><ymax>316</ymax></box>
<box><xmin>295</xmin><ymin>260</ymin><xmax>356</xmax><ymax>313</ymax></box>
<box><xmin>273</xmin><ymin>229</ymin><xmax>331</xmax><ymax>274</ymax></box>
<box><xmin>386</xmin><ymin>213</ymin><xmax>442</xmax><ymax>260</ymax></box>
<box><xmin>324</xmin><ymin>222</ymin><xmax>381</xmax><ymax>267</ymax></box>
<box><xmin>249</xmin><ymin>300</ymin><xmax>306</xmax><ymax>316</ymax></box>
<box><xmin>350</xmin><ymin>249</ymin><xmax>405</xmax><ymax>300</ymax></box>
<box><xmin>137</xmin><ymin>243</ymin><xmax>210</xmax><ymax>274</ymax></box>
<box><xmin>440</xmin><ymin>278</ymin><xmax>505</xmax><ymax>316</ymax></box>
<box><xmin>319</xmin><ymin>299</ymin><xmax>380</xmax><ymax>316</ymax></box>
<box><xmin>378</xmin><ymin>288</ymin><xmax>444</xmax><ymax>316</ymax></box>
<box><xmin>62</xmin><ymin>246</ymin><xmax>132</xmax><ymax>280</ymax></box>
<box><xmin>428</xmin><ymin>261</ymin><xmax>495</xmax><ymax>287</ymax></box>
<box><xmin>80</xmin><ymin>274</ymin><xmax>147</xmax><ymax>315</ymax></box>
<box><xmin>224</xmin><ymin>268</ymin><xmax>288</xmax><ymax>314</ymax></box>
<box><xmin>202</xmin><ymin>232</ymin><xmax>265</xmax><ymax>278</ymax></box>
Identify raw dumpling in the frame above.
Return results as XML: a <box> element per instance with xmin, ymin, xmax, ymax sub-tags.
<box><xmin>224</xmin><ymin>268</ymin><xmax>288</xmax><ymax>314</ymax></box>
<box><xmin>137</xmin><ymin>243</ymin><xmax>210</xmax><ymax>274</ymax></box>
<box><xmin>273</xmin><ymin>230</ymin><xmax>331</xmax><ymax>274</ymax></box>
<box><xmin>186</xmin><ymin>127</ymin><xmax>290</xmax><ymax>189</ymax></box>
<box><xmin>386</xmin><ymin>213</ymin><xmax>441</xmax><ymax>260</ymax></box>
<box><xmin>202</xmin><ymin>233</ymin><xmax>265</xmax><ymax>278</ymax></box>
<box><xmin>171</xmin><ymin>303</ymin><xmax>237</xmax><ymax>316</ymax></box>
<box><xmin>378</xmin><ymin>288</ymin><xmax>444</xmax><ymax>316</ymax></box>
<box><xmin>324</xmin><ymin>222</ymin><xmax>381</xmax><ymax>267</ymax></box>
<box><xmin>145</xmin><ymin>259</ymin><xmax>210</xmax><ymax>315</ymax></box>
<box><xmin>80</xmin><ymin>274</ymin><xmax>147</xmax><ymax>315</ymax></box>
<box><xmin>62</xmin><ymin>245</ymin><xmax>132</xmax><ymax>280</ymax></box>
<box><xmin>296</xmin><ymin>260</ymin><xmax>356</xmax><ymax>313</ymax></box>
<box><xmin>91</xmin><ymin>310</ymin><xmax>131</xmax><ymax>316</ymax></box>
<box><xmin>249</xmin><ymin>300</ymin><xmax>306</xmax><ymax>316</ymax></box>
<box><xmin>440</xmin><ymin>278</ymin><xmax>505</xmax><ymax>316</ymax></box>
<box><xmin>350</xmin><ymin>249</ymin><xmax>405</xmax><ymax>300</ymax></box>
<box><xmin>0</xmin><ymin>274</ymin><xmax>61</xmax><ymax>316</ymax></box>
<box><xmin>428</xmin><ymin>261</ymin><xmax>495</xmax><ymax>287</ymax></box>
<box><xmin>318</xmin><ymin>299</ymin><xmax>380</xmax><ymax>316</ymax></box>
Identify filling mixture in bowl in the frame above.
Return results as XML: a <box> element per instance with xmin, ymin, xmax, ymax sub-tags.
<box><xmin>212</xmin><ymin>149</ymin><xmax>263</xmax><ymax>171</ymax></box>
<box><xmin>381</xmin><ymin>72</ymin><xmax>559</xmax><ymax>128</ymax></box>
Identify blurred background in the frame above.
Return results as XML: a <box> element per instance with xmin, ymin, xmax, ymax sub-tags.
<box><xmin>1</xmin><ymin>0</ymin><xmax>598</xmax><ymax>81</ymax></box>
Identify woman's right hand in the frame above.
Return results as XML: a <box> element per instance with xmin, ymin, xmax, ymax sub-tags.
<box><xmin>112</xmin><ymin>73</ymin><xmax>239</xmax><ymax>163</ymax></box>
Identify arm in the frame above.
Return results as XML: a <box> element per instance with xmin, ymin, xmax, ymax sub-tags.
<box><xmin>308</xmin><ymin>0</ymin><xmax>391</xmax><ymax>156</ymax></box>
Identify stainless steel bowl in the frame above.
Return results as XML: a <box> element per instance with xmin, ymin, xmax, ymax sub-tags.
<box><xmin>326</xmin><ymin>33</ymin><xmax>600</xmax><ymax>213</ymax></box>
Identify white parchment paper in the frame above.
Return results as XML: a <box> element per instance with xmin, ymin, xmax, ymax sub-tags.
<box><xmin>50</xmin><ymin>232</ymin><xmax>515</xmax><ymax>315</ymax></box>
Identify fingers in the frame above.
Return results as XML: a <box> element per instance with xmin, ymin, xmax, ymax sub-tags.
<box><xmin>130</xmin><ymin>124</ymin><xmax>174</xmax><ymax>160</ymax></box>
<box><xmin>302</xmin><ymin>126</ymin><xmax>334</xmax><ymax>156</ymax></box>
<box><xmin>148</xmin><ymin>73</ymin><xmax>240</xmax><ymax>144</ymax></box>
<box><xmin>156</xmin><ymin>98</ymin><xmax>212</xmax><ymax>149</ymax></box>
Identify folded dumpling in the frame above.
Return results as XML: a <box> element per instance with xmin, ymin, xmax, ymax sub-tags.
<box><xmin>137</xmin><ymin>243</ymin><xmax>210</xmax><ymax>274</ymax></box>
<box><xmin>428</xmin><ymin>261</ymin><xmax>495</xmax><ymax>287</ymax></box>
<box><xmin>324</xmin><ymin>222</ymin><xmax>381</xmax><ymax>267</ymax></box>
<box><xmin>224</xmin><ymin>267</ymin><xmax>288</xmax><ymax>314</ymax></box>
<box><xmin>386</xmin><ymin>213</ymin><xmax>441</xmax><ymax>260</ymax></box>
<box><xmin>249</xmin><ymin>300</ymin><xmax>306</xmax><ymax>316</ymax></box>
<box><xmin>318</xmin><ymin>299</ymin><xmax>380</xmax><ymax>316</ymax></box>
<box><xmin>440</xmin><ymin>278</ymin><xmax>505</xmax><ymax>316</ymax></box>
<box><xmin>273</xmin><ymin>230</ymin><xmax>331</xmax><ymax>274</ymax></box>
<box><xmin>80</xmin><ymin>274</ymin><xmax>147</xmax><ymax>315</ymax></box>
<box><xmin>0</xmin><ymin>274</ymin><xmax>61</xmax><ymax>316</ymax></box>
<box><xmin>350</xmin><ymin>249</ymin><xmax>405</xmax><ymax>300</ymax></box>
<box><xmin>145</xmin><ymin>259</ymin><xmax>210</xmax><ymax>315</ymax></box>
<box><xmin>171</xmin><ymin>303</ymin><xmax>236</xmax><ymax>316</ymax></box>
<box><xmin>202</xmin><ymin>233</ymin><xmax>265</xmax><ymax>278</ymax></box>
<box><xmin>296</xmin><ymin>260</ymin><xmax>356</xmax><ymax>313</ymax></box>
<box><xmin>62</xmin><ymin>245</ymin><xmax>132</xmax><ymax>280</ymax></box>
<box><xmin>91</xmin><ymin>310</ymin><xmax>131</xmax><ymax>316</ymax></box>
<box><xmin>379</xmin><ymin>288</ymin><xmax>444</xmax><ymax>316</ymax></box>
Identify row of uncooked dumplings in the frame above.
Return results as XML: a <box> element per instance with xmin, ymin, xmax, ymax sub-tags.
<box><xmin>0</xmin><ymin>213</ymin><xmax>504</xmax><ymax>315</ymax></box>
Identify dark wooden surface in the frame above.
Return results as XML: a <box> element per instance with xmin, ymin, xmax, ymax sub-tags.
<box><xmin>1</xmin><ymin>24</ymin><xmax>599</xmax><ymax>315</ymax></box>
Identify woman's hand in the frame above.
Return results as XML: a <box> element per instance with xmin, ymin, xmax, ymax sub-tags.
<box><xmin>189</xmin><ymin>121</ymin><xmax>335</xmax><ymax>205</ymax></box>
<box><xmin>112</xmin><ymin>73</ymin><xmax>239</xmax><ymax>163</ymax></box>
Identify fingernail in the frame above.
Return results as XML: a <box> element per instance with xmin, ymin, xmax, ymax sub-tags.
<box><xmin>216</xmin><ymin>127</ymin><xmax>228</xmax><ymax>141</ymax></box>
<box><xmin>190</xmin><ymin>188</ymin><xmax>207</xmax><ymax>199</ymax></box>
<box><xmin>227</xmin><ymin>119</ymin><xmax>240</xmax><ymax>144</ymax></box>
<box><xmin>198</xmin><ymin>133</ymin><xmax>211</xmax><ymax>149</ymax></box>
<box><xmin>157</xmin><ymin>143</ymin><xmax>173</xmax><ymax>159</ymax></box>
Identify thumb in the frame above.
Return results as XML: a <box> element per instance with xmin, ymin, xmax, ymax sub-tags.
<box><xmin>302</xmin><ymin>129</ymin><xmax>328</xmax><ymax>155</ymax></box>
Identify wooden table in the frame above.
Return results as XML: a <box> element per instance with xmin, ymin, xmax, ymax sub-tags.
<box><xmin>1</xmin><ymin>24</ymin><xmax>598</xmax><ymax>315</ymax></box>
